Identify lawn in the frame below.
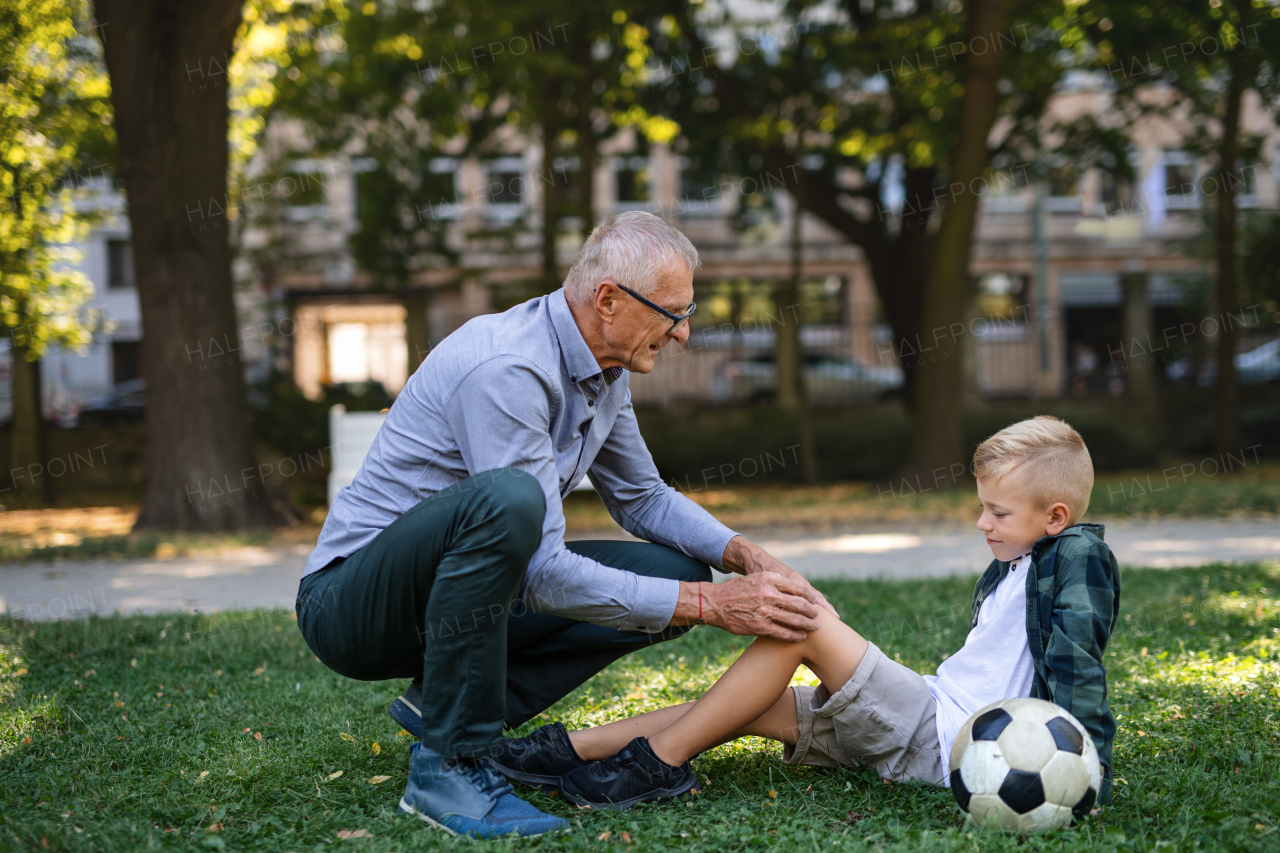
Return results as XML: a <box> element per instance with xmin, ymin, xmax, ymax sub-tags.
<box><xmin>2</xmin><ymin>563</ymin><xmax>1278</xmax><ymax>852</ymax></box>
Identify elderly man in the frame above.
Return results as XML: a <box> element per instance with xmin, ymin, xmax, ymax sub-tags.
<box><xmin>296</xmin><ymin>211</ymin><xmax>830</xmax><ymax>838</ymax></box>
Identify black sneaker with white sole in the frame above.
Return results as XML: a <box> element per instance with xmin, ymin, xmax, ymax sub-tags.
<box><xmin>489</xmin><ymin>722</ymin><xmax>593</xmax><ymax>792</ymax></box>
<box><xmin>389</xmin><ymin>678</ymin><xmax>424</xmax><ymax>738</ymax></box>
<box><xmin>558</xmin><ymin>737</ymin><xmax>696</xmax><ymax>811</ymax></box>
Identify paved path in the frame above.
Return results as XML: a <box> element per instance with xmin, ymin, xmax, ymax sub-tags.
<box><xmin>1</xmin><ymin>519</ymin><xmax>1276</xmax><ymax>621</ymax></box>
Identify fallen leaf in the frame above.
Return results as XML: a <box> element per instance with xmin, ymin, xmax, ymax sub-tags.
<box><xmin>206</xmin><ymin>822</ymin><xmax>223</xmax><ymax>832</ymax></box>
<box><xmin>14</xmin><ymin>668</ymin><xmax>28</xmax><ymax>676</ymax></box>
<box><xmin>198</xmin><ymin>771</ymin><xmax>209</xmax><ymax>779</ymax></box>
<box><xmin>114</xmin><ymin>702</ymin><xmax>125</xmax><ymax>708</ymax></box>
<box><xmin>130</xmin><ymin>659</ymin><xmax>137</xmax><ymax>668</ymax></box>
<box><xmin>22</xmin><ymin>736</ymin><xmax>32</xmax><ymax>745</ymax></box>
<box><xmin>371</xmin><ymin>742</ymin><xmax>381</xmax><ymax>755</ymax></box>
<box><xmin>367</xmin><ymin>775</ymin><xmax>391</xmax><ymax>785</ymax></box>
<box><xmin>597</xmin><ymin>831</ymin><xmax>611</xmax><ymax>841</ymax></box>
<box><xmin>254</xmin><ymin>732</ymin><xmax>263</xmax><ymax>741</ymax></box>
<box><xmin>327</xmin><ymin>770</ymin><xmax>344</xmax><ymax>781</ymax></box>
<box><xmin>846</xmin><ymin>810</ymin><xmax>863</xmax><ymax>822</ymax></box>
<box><xmin>252</xmin><ymin>667</ymin><xmax>265</xmax><ymax>676</ymax></box>
<box><xmin>768</xmin><ymin>790</ymin><xmax>777</xmax><ymax>799</ymax></box>
<box><xmin>83</xmin><ymin>670</ymin><xmax>96</xmax><ymax>677</ymax></box>
<box><xmin>336</xmin><ymin>829</ymin><xmax>372</xmax><ymax>839</ymax></box>
<box><xmin>339</xmin><ymin>732</ymin><xmax>355</xmax><ymax>742</ymax></box>
<box><xmin>243</xmin><ymin>728</ymin><xmax>251</xmax><ymax>734</ymax></box>
<box><xmin>120</xmin><ymin>714</ymin><xmax>128</xmax><ymax>722</ymax></box>
<box><xmin>620</xmin><ymin>831</ymin><xmax>632</xmax><ymax>844</ymax></box>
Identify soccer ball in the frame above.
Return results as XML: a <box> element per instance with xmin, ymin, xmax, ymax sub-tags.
<box><xmin>949</xmin><ymin>697</ymin><xmax>1102</xmax><ymax>832</ymax></box>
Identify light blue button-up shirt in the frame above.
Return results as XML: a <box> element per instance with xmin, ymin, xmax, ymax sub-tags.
<box><xmin>303</xmin><ymin>288</ymin><xmax>739</xmax><ymax>632</ymax></box>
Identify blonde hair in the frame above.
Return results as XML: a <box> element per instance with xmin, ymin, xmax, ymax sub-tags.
<box><xmin>972</xmin><ymin>415</ymin><xmax>1094</xmax><ymax>523</ymax></box>
<box><xmin>564</xmin><ymin>211</ymin><xmax>700</xmax><ymax>307</ymax></box>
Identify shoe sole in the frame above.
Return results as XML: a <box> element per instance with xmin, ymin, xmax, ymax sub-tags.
<box><xmin>398</xmin><ymin>798</ymin><xmax>459</xmax><ymax>837</ymax></box>
<box><xmin>389</xmin><ymin>695</ymin><xmax>422</xmax><ymax>739</ymax></box>
<box><xmin>559</xmin><ymin>780</ymin><xmax>696</xmax><ymax>812</ymax></box>
<box><xmin>398</xmin><ymin>798</ymin><xmax>566</xmax><ymax>839</ymax></box>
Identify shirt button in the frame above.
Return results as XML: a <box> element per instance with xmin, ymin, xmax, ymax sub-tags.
<box><xmin>587</xmin><ymin>399</ymin><xmax>594</xmax><ymax>407</ymax></box>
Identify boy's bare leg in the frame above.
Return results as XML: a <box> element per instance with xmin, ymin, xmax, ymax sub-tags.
<box><xmin>569</xmin><ymin>688</ymin><xmax>806</xmax><ymax>761</ymax></box>
<box><xmin>567</xmin><ymin>609</ymin><xmax>868</xmax><ymax>766</ymax></box>
<box><xmin>569</xmin><ymin>703</ymin><xmax>695</xmax><ymax>761</ymax></box>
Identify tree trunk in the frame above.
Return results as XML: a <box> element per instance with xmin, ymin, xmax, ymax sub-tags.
<box><xmin>904</xmin><ymin>0</ymin><xmax>1010</xmax><ymax>483</ymax></box>
<box><xmin>9</xmin><ymin>345</ymin><xmax>51</xmax><ymax>504</ymax></box>
<box><xmin>778</xmin><ymin>197</ymin><xmax>818</xmax><ymax>483</ymax></box>
<box><xmin>539</xmin><ymin>111</ymin><xmax>561</xmax><ymax>293</ymax></box>
<box><xmin>1121</xmin><ymin>271</ymin><xmax>1158</xmax><ymax>443</ymax></box>
<box><xmin>774</xmin><ymin>220</ymin><xmax>804</xmax><ymax>415</ymax></box>
<box><xmin>94</xmin><ymin>0</ymin><xmax>288</xmax><ymax>530</ymax></box>
<box><xmin>1214</xmin><ymin>67</ymin><xmax>1243</xmax><ymax>457</ymax></box>
<box><xmin>403</xmin><ymin>289</ymin><xmax>431</xmax><ymax>375</ymax></box>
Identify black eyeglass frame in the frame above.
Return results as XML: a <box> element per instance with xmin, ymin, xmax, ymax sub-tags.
<box><xmin>610</xmin><ymin>283</ymin><xmax>697</xmax><ymax>334</ymax></box>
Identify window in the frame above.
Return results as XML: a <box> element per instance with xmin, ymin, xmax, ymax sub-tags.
<box><xmin>615</xmin><ymin>156</ymin><xmax>651</xmax><ymax>205</ymax></box>
<box><xmin>424</xmin><ymin>157</ymin><xmax>459</xmax><ymax>210</ymax></box>
<box><xmin>107</xmin><ymin>239</ymin><xmax>135</xmax><ymax>290</ymax></box>
<box><xmin>679</xmin><ymin>155</ymin><xmax>719</xmax><ymax>204</ymax></box>
<box><xmin>1163</xmin><ymin>151</ymin><xmax>1198</xmax><ymax>209</ymax></box>
<box><xmin>484</xmin><ymin>158</ymin><xmax>527</xmax><ymax>209</ymax></box>
<box><xmin>1046</xmin><ymin>161</ymin><xmax>1082</xmax><ymax>213</ymax></box>
<box><xmin>282</xmin><ymin>159</ymin><xmax>333</xmax><ymax>221</ymax></box>
<box><xmin>1100</xmin><ymin>170</ymin><xmax>1123</xmax><ymax>214</ymax></box>
<box><xmin>112</xmin><ymin>340</ymin><xmax>142</xmax><ymax>384</ymax></box>
<box><xmin>1048</xmin><ymin>163</ymin><xmax>1080</xmax><ymax>198</ymax></box>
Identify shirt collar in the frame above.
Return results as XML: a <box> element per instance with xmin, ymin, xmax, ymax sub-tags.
<box><xmin>548</xmin><ymin>287</ymin><xmax>625</xmax><ymax>386</ymax></box>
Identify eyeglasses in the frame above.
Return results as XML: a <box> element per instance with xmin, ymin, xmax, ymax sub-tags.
<box><xmin>612</xmin><ymin>283</ymin><xmax>697</xmax><ymax>334</ymax></box>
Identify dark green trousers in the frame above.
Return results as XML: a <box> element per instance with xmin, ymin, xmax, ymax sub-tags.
<box><xmin>296</xmin><ymin>467</ymin><xmax>711</xmax><ymax>758</ymax></box>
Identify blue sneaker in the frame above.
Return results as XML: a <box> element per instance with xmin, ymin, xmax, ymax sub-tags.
<box><xmin>389</xmin><ymin>679</ymin><xmax>423</xmax><ymax>738</ymax></box>
<box><xmin>398</xmin><ymin>742</ymin><xmax>570</xmax><ymax>839</ymax></box>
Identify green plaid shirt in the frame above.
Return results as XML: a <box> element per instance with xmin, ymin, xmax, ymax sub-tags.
<box><xmin>969</xmin><ymin>522</ymin><xmax>1121</xmax><ymax>804</ymax></box>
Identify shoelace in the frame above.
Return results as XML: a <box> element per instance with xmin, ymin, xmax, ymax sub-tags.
<box><xmin>527</xmin><ymin>725</ymin><xmax>562</xmax><ymax>749</ymax></box>
<box><xmin>595</xmin><ymin>746</ymin><xmax>641</xmax><ymax>780</ymax></box>
<box><xmin>447</xmin><ymin>759</ymin><xmax>515</xmax><ymax>800</ymax></box>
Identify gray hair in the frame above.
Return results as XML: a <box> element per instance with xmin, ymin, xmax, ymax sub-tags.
<box><xmin>564</xmin><ymin>211</ymin><xmax>700</xmax><ymax>306</ymax></box>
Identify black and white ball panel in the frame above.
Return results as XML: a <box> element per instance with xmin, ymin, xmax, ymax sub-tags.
<box><xmin>949</xmin><ymin>698</ymin><xmax>1102</xmax><ymax>833</ymax></box>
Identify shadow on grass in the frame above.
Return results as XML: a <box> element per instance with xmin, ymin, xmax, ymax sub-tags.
<box><xmin>1</xmin><ymin>564</ymin><xmax>1278</xmax><ymax>852</ymax></box>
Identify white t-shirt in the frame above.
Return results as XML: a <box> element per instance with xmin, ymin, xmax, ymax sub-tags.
<box><xmin>924</xmin><ymin>552</ymin><xmax>1036</xmax><ymax>782</ymax></box>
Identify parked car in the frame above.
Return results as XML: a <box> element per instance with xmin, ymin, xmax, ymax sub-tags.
<box><xmin>75</xmin><ymin>378</ymin><xmax>146</xmax><ymax>426</ymax></box>
<box><xmin>1237</xmin><ymin>339</ymin><xmax>1280</xmax><ymax>384</ymax></box>
<box><xmin>713</xmin><ymin>351</ymin><xmax>904</xmax><ymax>405</ymax></box>
<box><xmin>1167</xmin><ymin>338</ymin><xmax>1280</xmax><ymax>386</ymax></box>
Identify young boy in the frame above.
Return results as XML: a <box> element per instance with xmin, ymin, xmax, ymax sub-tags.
<box><xmin>490</xmin><ymin>416</ymin><xmax>1121</xmax><ymax>811</ymax></box>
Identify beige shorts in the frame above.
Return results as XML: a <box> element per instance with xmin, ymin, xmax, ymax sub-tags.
<box><xmin>782</xmin><ymin>641</ymin><xmax>946</xmax><ymax>785</ymax></box>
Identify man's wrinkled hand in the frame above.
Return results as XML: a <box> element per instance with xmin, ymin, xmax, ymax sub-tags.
<box><xmin>702</xmin><ymin>572</ymin><xmax>822</xmax><ymax>642</ymax></box>
<box><xmin>722</xmin><ymin>535</ymin><xmax>838</xmax><ymax>618</ymax></box>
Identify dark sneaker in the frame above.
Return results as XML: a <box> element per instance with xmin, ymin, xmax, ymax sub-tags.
<box><xmin>558</xmin><ymin>737</ymin><xmax>696</xmax><ymax>811</ymax></box>
<box><xmin>491</xmin><ymin>722</ymin><xmax>593</xmax><ymax>791</ymax></box>
<box><xmin>398</xmin><ymin>742</ymin><xmax>569</xmax><ymax>839</ymax></box>
<box><xmin>389</xmin><ymin>678</ymin><xmax>423</xmax><ymax>738</ymax></box>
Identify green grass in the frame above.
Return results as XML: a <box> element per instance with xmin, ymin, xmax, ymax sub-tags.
<box><xmin>2</xmin><ymin>564</ymin><xmax>1279</xmax><ymax>853</ymax></box>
